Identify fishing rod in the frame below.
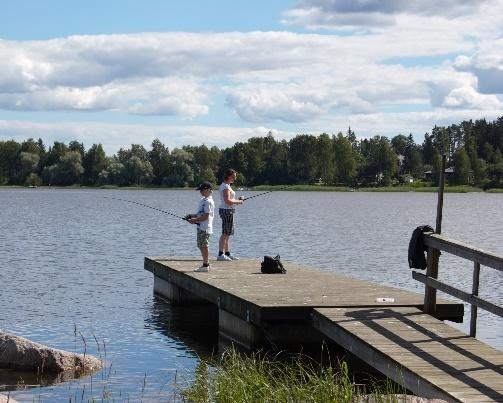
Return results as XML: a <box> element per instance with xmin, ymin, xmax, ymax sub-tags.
<box><xmin>103</xmin><ymin>196</ymin><xmax>188</xmax><ymax>221</ymax></box>
<box><xmin>242</xmin><ymin>183</ymin><xmax>297</xmax><ymax>201</ymax></box>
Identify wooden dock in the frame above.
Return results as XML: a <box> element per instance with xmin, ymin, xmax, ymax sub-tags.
<box><xmin>312</xmin><ymin>307</ymin><xmax>503</xmax><ymax>402</ymax></box>
<box><xmin>142</xmin><ymin>257</ymin><xmax>503</xmax><ymax>401</ymax></box>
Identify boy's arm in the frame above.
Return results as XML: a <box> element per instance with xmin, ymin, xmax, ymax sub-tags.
<box><xmin>188</xmin><ymin>212</ymin><xmax>209</xmax><ymax>224</ymax></box>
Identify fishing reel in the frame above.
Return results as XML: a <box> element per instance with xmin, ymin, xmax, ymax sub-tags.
<box><xmin>184</xmin><ymin>214</ymin><xmax>192</xmax><ymax>221</ymax></box>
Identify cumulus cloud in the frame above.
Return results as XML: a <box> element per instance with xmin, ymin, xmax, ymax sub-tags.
<box><xmin>0</xmin><ymin>119</ymin><xmax>293</xmax><ymax>154</ymax></box>
<box><xmin>0</xmin><ymin>31</ymin><xmax>458</xmax><ymax>121</ymax></box>
<box><xmin>454</xmin><ymin>39</ymin><xmax>503</xmax><ymax>94</ymax></box>
<box><xmin>282</xmin><ymin>0</ymin><xmax>493</xmax><ymax>29</ymax></box>
<box><xmin>442</xmin><ymin>86</ymin><xmax>502</xmax><ymax>109</ymax></box>
<box><xmin>1</xmin><ymin>15</ymin><xmax>503</xmax><ymax>134</ymax></box>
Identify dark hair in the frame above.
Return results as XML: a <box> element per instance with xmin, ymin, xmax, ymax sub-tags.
<box><xmin>224</xmin><ymin>168</ymin><xmax>236</xmax><ymax>180</ymax></box>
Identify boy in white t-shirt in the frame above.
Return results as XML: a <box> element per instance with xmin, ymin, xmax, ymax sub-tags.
<box><xmin>186</xmin><ymin>181</ymin><xmax>215</xmax><ymax>272</ymax></box>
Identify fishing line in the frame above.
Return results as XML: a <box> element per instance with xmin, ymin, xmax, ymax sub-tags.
<box><xmin>242</xmin><ymin>184</ymin><xmax>296</xmax><ymax>201</ymax></box>
<box><xmin>103</xmin><ymin>196</ymin><xmax>188</xmax><ymax>221</ymax></box>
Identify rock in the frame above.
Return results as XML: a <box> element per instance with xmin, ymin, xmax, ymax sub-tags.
<box><xmin>0</xmin><ymin>394</ymin><xmax>18</xmax><ymax>403</ymax></box>
<box><xmin>0</xmin><ymin>331</ymin><xmax>102</xmax><ymax>374</ymax></box>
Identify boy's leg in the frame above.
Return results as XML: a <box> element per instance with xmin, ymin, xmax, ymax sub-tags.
<box><xmin>200</xmin><ymin>245</ymin><xmax>209</xmax><ymax>265</ymax></box>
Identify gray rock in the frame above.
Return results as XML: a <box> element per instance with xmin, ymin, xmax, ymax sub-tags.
<box><xmin>0</xmin><ymin>331</ymin><xmax>102</xmax><ymax>374</ymax></box>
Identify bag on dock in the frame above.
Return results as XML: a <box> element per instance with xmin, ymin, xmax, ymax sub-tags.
<box><xmin>261</xmin><ymin>255</ymin><xmax>286</xmax><ymax>274</ymax></box>
<box><xmin>408</xmin><ymin>225</ymin><xmax>434</xmax><ymax>270</ymax></box>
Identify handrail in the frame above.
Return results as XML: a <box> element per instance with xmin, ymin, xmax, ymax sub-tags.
<box><xmin>423</xmin><ymin>233</ymin><xmax>503</xmax><ymax>272</ymax></box>
<box><xmin>413</xmin><ymin>232</ymin><xmax>503</xmax><ymax>337</ymax></box>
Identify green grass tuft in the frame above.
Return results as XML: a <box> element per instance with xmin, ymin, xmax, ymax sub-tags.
<box><xmin>181</xmin><ymin>348</ymin><xmax>404</xmax><ymax>403</ymax></box>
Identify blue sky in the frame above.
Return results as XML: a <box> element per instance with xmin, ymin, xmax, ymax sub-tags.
<box><xmin>1</xmin><ymin>0</ymin><xmax>503</xmax><ymax>153</ymax></box>
<box><xmin>0</xmin><ymin>1</ymin><xmax>296</xmax><ymax>39</ymax></box>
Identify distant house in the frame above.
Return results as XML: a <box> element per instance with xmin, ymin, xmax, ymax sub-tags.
<box><xmin>424</xmin><ymin>167</ymin><xmax>454</xmax><ymax>181</ymax></box>
<box><xmin>403</xmin><ymin>174</ymin><xmax>414</xmax><ymax>183</ymax></box>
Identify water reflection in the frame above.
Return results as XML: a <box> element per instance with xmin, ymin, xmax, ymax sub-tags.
<box><xmin>0</xmin><ymin>368</ymin><xmax>95</xmax><ymax>392</ymax></box>
<box><xmin>144</xmin><ymin>296</ymin><xmax>219</xmax><ymax>358</ymax></box>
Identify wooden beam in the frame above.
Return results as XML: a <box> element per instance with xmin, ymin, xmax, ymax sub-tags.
<box><xmin>470</xmin><ymin>262</ymin><xmax>480</xmax><ymax>337</ymax></box>
<box><xmin>413</xmin><ymin>272</ymin><xmax>503</xmax><ymax>318</ymax></box>
<box><xmin>423</xmin><ymin>234</ymin><xmax>503</xmax><ymax>272</ymax></box>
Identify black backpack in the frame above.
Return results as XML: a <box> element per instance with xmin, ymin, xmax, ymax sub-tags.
<box><xmin>261</xmin><ymin>255</ymin><xmax>286</xmax><ymax>274</ymax></box>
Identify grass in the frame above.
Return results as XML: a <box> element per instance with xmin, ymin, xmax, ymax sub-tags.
<box><xmin>181</xmin><ymin>348</ymin><xmax>405</xmax><ymax>403</ymax></box>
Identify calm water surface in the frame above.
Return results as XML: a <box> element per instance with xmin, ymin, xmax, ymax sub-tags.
<box><xmin>1</xmin><ymin>188</ymin><xmax>502</xmax><ymax>401</ymax></box>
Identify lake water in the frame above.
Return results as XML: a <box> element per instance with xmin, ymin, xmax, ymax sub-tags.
<box><xmin>1</xmin><ymin>188</ymin><xmax>502</xmax><ymax>401</ymax></box>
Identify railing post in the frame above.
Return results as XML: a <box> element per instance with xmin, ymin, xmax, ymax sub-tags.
<box><xmin>470</xmin><ymin>262</ymin><xmax>481</xmax><ymax>337</ymax></box>
<box><xmin>424</xmin><ymin>246</ymin><xmax>440</xmax><ymax>314</ymax></box>
<box><xmin>424</xmin><ymin>154</ymin><xmax>446</xmax><ymax>315</ymax></box>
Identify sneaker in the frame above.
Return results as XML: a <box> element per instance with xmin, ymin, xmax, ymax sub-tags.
<box><xmin>194</xmin><ymin>265</ymin><xmax>210</xmax><ymax>272</ymax></box>
<box><xmin>226</xmin><ymin>254</ymin><xmax>239</xmax><ymax>260</ymax></box>
<box><xmin>217</xmin><ymin>254</ymin><xmax>232</xmax><ymax>261</ymax></box>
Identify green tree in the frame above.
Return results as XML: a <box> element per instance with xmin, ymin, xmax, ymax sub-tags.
<box><xmin>18</xmin><ymin>152</ymin><xmax>40</xmax><ymax>184</ymax></box>
<box><xmin>163</xmin><ymin>148</ymin><xmax>194</xmax><ymax>186</ymax></box>
<box><xmin>391</xmin><ymin>134</ymin><xmax>408</xmax><ymax>156</ymax></box>
<box><xmin>148</xmin><ymin>139</ymin><xmax>170</xmax><ymax>185</ymax></box>
<box><xmin>42</xmin><ymin>151</ymin><xmax>84</xmax><ymax>185</ymax></box>
<box><xmin>452</xmin><ymin>148</ymin><xmax>470</xmax><ymax>185</ymax></box>
<box><xmin>431</xmin><ymin>151</ymin><xmax>442</xmax><ymax>186</ymax></box>
<box><xmin>265</xmin><ymin>140</ymin><xmax>289</xmax><ymax>184</ymax></box>
<box><xmin>45</xmin><ymin>141</ymin><xmax>69</xmax><ymax>167</ymax></box>
<box><xmin>288</xmin><ymin>134</ymin><xmax>318</xmax><ymax>183</ymax></box>
<box><xmin>117</xmin><ymin>144</ymin><xmax>149</xmax><ymax>164</ymax></box>
<box><xmin>333</xmin><ymin>133</ymin><xmax>356</xmax><ymax>185</ymax></box>
<box><xmin>421</xmin><ymin>133</ymin><xmax>435</xmax><ymax>165</ymax></box>
<box><xmin>0</xmin><ymin>140</ymin><xmax>21</xmax><ymax>184</ymax></box>
<box><xmin>83</xmin><ymin>144</ymin><xmax>107</xmax><ymax>185</ymax></box>
<box><xmin>317</xmin><ymin>133</ymin><xmax>335</xmax><ymax>184</ymax></box>
<box><xmin>124</xmin><ymin>156</ymin><xmax>153</xmax><ymax>185</ymax></box>
<box><xmin>360</xmin><ymin>136</ymin><xmax>397</xmax><ymax>185</ymax></box>
<box><xmin>69</xmin><ymin>140</ymin><xmax>85</xmax><ymax>159</ymax></box>
<box><xmin>98</xmin><ymin>159</ymin><xmax>126</xmax><ymax>186</ymax></box>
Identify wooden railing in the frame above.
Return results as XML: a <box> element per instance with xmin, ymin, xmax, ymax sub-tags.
<box><xmin>412</xmin><ymin>233</ymin><xmax>503</xmax><ymax>337</ymax></box>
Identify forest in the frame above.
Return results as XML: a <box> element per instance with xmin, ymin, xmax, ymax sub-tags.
<box><xmin>1</xmin><ymin>116</ymin><xmax>502</xmax><ymax>189</ymax></box>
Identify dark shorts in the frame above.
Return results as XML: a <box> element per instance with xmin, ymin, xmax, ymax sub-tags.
<box><xmin>219</xmin><ymin>208</ymin><xmax>235</xmax><ymax>235</ymax></box>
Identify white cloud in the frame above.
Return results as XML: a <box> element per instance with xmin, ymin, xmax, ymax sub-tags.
<box><xmin>225</xmin><ymin>84</ymin><xmax>331</xmax><ymax>123</ymax></box>
<box><xmin>454</xmin><ymin>39</ymin><xmax>503</xmax><ymax>94</ymax></box>
<box><xmin>0</xmin><ymin>119</ymin><xmax>294</xmax><ymax>154</ymax></box>
<box><xmin>282</xmin><ymin>0</ymin><xmax>493</xmax><ymax>29</ymax></box>
<box><xmin>1</xmin><ymin>3</ymin><xmax>503</xmax><ymax>141</ymax></box>
<box><xmin>442</xmin><ymin>86</ymin><xmax>502</xmax><ymax>109</ymax></box>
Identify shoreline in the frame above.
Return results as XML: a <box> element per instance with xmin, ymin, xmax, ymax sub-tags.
<box><xmin>1</xmin><ymin>184</ymin><xmax>502</xmax><ymax>193</ymax></box>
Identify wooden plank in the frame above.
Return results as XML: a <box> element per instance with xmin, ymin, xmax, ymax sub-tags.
<box><xmin>313</xmin><ymin>307</ymin><xmax>503</xmax><ymax>403</ymax></box>
<box><xmin>423</xmin><ymin>234</ymin><xmax>503</xmax><ymax>272</ymax></box>
<box><xmin>413</xmin><ymin>272</ymin><xmax>503</xmax><ymax>318</ymax></box>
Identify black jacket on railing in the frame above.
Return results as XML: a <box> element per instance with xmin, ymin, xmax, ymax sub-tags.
<box><xmin>408</xmin><ymin>225</ymin><xmax>434</xmax><ymax>270</ymax></box>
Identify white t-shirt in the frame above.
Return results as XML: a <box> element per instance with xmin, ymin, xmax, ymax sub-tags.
<box><xmin>219</xmin><ymin>182</ymin><xmax>235</xmax><ymax>209</ymax></box>
<box><xmin>196</xmin><ymin>196</ymin><xmax>214</xmax><ymax>233</ymax></box>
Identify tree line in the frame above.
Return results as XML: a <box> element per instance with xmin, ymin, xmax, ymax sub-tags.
<box><xmin>1</xmin><ymin>116</ymin><xmax>502</xmax><ymax>189</ymax></box>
